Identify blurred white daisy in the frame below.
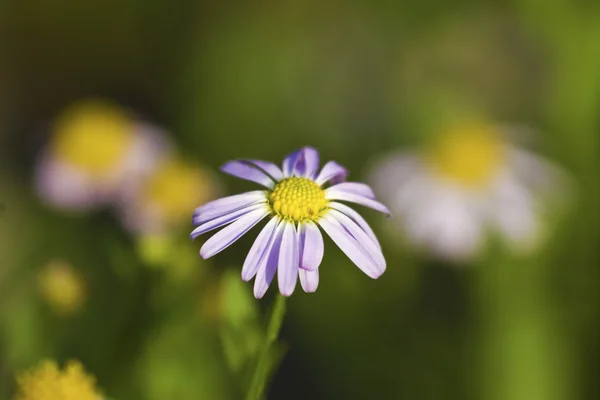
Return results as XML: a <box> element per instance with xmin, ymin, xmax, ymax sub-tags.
<box><xmin>370</xmin><ymin>122</ymin><xmax>565</xmax><ymax>260</ymax></box>
<box><xmin>35</xmin><ymin>99</ymin><xmax>169</xmax><ymax>211</ymax></box>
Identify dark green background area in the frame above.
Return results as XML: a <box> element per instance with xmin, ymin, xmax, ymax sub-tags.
<box><xmin>0</xmin><ymin>1</ymin><xmax>598</xmax><ymax>399</ymax></box>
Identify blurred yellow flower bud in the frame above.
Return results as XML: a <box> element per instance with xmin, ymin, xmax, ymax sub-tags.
<box><xmin>38</xmin><ymin>260</ymin><xmax>86</xmax><ymax>316</ymax></box>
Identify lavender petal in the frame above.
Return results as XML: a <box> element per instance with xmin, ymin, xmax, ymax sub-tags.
<box><xmin>329</xmin><ymin>209</ymin><xmax>385</xmax><ymax>269</ymax></box>
<box><xmin>327</xmin><ymin>182</ymin><xmax>376</xmax><ymax>199</ymax></box>
<box><xmin>254</xmin><ymin>221</ymin><xmax>285</xmax><ymax>299</ymax></box>
<box><xmin>298</xmin><ymin>221</ymin><xmax>324</xmax><ymax>271</ymax></box>
<box><xmin>246</xmin><ymin>159</ymin><xmax>284</xmax><ymax>181</ymax></box>
<box><xmin>241</xmin><ymin>216</ymin><xmax>279</xmax><ymax>281</ymax></box>
<box><xmin>299</xmin><ymin>269</ymin><xmax>319</xmax><ymax>293</ymax></box>
<box><xmin>191</xmin><ymin>203</ymin><xmax>266</xmax><ymax>239</ymax></box>
<box><xmin>193</xmin><ymin>191</ymin><xmax>266</xmax><ymax>224</ymax></box>
<box><xmin>325</xmin><ymin>189</ymin><xmax>391</xmax><ymax>216</ymax></box>
<box><xmin>277</xmin><ymin>222</ymin><xmax>299</xmax><ymax>297</ymax></box>
<box><xmin>328</xmin><ymin>202</ymin><xmax>381</xmax><ymax>250</ymax></box>
<box><xmin>282</xmin><ymin>150</ymin><xmax>300</xmax><ymax>177</ymax></box>
<box><xmin>319</xmin><ymin>214</ymin><xmax>383</xmax><ymax>278</ymax></box>
<box><xmin>221</xmin><ymin>161</ymin><xmax>275</xmax><ymax>188</ymax></box>
<box><xmin>199</xmin><ymin>208</ymin><xmax>268</xmax><ymax>259</ymax></box>
<box><xmin>292</xmin><ymin>147</ymin><xmax>320</xmax><ymax>179</ymax></box>
<box><xmin>315</xmin><ymin>161</ymin><xmax>348</xmax><ymax>185</ymax></box>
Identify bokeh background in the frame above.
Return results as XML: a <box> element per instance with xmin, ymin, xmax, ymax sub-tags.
<box><xmin>1</xmin><ymin>1</ymin><xmax>599</xmax><ymax>399</ymax></box>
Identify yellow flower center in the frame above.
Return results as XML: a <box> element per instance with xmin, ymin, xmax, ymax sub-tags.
<box><xmin>269</xmin><ymin>177</ymin><xmax>327</xmax><ymax>222</ymax></box>
<box><xmin>50</xmin><ymin>100</ymin><xmax>133</xmax><ymax>176</ymax></box>
<box><xmin>142</xmin><ymin>158</ymin><xmax>215</xmax><ymax>224</ymax></box>
<box><xmin>15</xmin><ymin>360</ymin><xmax>101</xmax><ymax>400</ymax></box>
<box><xmin>425</xmin><ymin>123</ymin><xmax>507</xmax><ymax>188</ymax></box>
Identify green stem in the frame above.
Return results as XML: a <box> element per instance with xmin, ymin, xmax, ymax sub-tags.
<box><xmin>246</xmin><ymin>295</ymin><xmax>287</xmax><ymax>400</ymax></box>
<box><xmin>477</xmin><ymin>252</ymin><xmax>567</xmax><ymax>400</ymax></box>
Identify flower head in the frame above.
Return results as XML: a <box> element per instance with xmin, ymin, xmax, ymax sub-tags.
<box><xmin>370</xmin><ymin>122</ymin><xmax>564</xmax><ymax>260</ymax></box>
<box><xmin>191</xmin><ymin>147</ymin><xmax>389</xmax><ymax>298</ymax></box>
<box><xmin>14</xmin><ymin>360</ymin><xmax>102</xmax><ymax>400</ymax></box>
<box><xmin>35</xmin><ymin>99</ymin><xmax>169</xmax><ymax>211</ymax></box>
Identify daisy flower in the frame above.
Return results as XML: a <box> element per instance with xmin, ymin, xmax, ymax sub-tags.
<box><xmin>35</xmin><ymin>99</ymin><xmax>169</xmax><ymax>211</ymax></box>
<box><xmin>191</xmin><ymin>147</ymin><xmax>389</xmax><ymax>298</ymax></box>
<box><xmin>369</xmin><ymin>122</ymin><xmax>564</xmax><ymax>260</ymax></box>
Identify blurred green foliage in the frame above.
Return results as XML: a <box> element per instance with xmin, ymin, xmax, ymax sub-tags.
<box><xmin>1</xmin><ymin>1</ymin><xmax>599</xmax><ymax>400</ymax></box>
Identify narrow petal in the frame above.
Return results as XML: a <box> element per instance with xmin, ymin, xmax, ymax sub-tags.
<box><xmin>241</xmin><ymin>217</ymin><xmax>279</xmax><ymax>281</ymax></box>
<box><xmin>191</xmin><ymin>203</ymin><xmax>267</xmax><ymax>239</ymax></box>
<box><xmin>254</xmin><ymin>221</ymin><xmax>285</xmax><ymax>299</ymax></box>
<box><xmin>298</xmin><ymin>221</ymin><xmax>324</xmax><ymax>271</ymax></box>
<box><xmin>246</xmin><ymin>159</ymin><xmax>284</xmax><ymax>181</ymax></box>
<box><xmin>200</xmin><ymin>208</ymin><xmax>268</xmax><ymax>259</ymax></box>
<box><xmin>329</xmin><ymin>209</ymin><xmax>385</xmax><ymax>269</ymax></box>
<box><xmin>299</xmin><ymin>269</ymin><xmax>319</xmax><ymax>293</ymax></box>
<box><xmin>327</xmin><ymin>182</ymin><xmax>376</xmax><ymax>199</ymax></box>
<box><xmin>278</xmin><ymin>222</ymin><xmax>299</xmax><ymax>297</ymax></box>
<box><xmin>319</xmin><ymin>214</ymin><xmax>383</xmax><ymax>278</ymax></box>
<box><xmin>315</xmin><ymin>161</ymin><xmax>348</xmax><ymax>185</ymax></box>
<box><xmin>292</xmin><ymin>147</ymin><xmax>320</xmax><ymax>178</ymax></box>
<box><xmin>328</xmin><ymin>202</ymin><xmax>381</xmax><ymax>250</ymax></box>
<box><xmin>325</xmin><ymin>189</ymin><xmax>391</xmax><ymax>216</ymax></box>
<box><xmin>282</xmin><ymin>150</ymin><xmax>300</xmax><ymax>177</ymax></box>
<box><xmin>221</xmin><ymin>161</ymin><xmax>275</xmax><ymax>188</ymax></box>
<box><xmin>193</xmin><ymin>191</ymin><xmax>266</xmax><ymax>224</ymax></box>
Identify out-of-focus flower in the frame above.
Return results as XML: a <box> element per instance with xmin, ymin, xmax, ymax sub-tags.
<box><xmin>119</xmin><ymin>156</ymin><xmax>218</xmax><ymax>235</ymax></box>
<box><xmin>191</xmin><ymin>147</ymin><xmax>389</xmax><ymax>298</ymax></box>
<box><xmin>14</xmin><ymin>360</ymin><xmax>102</xmax><ymax>400</ymax></box>
<box><xmin>370</xmin><ymin>122</ymin><xmax>564</xmax><ymax>260</ymax></box>
<box><xmin>37</xmin><ymin>259</ymin><xmax>86</xmax><ymax>316</ymax></box>
<box><xmin>35</xmin><ymin>99</ymin><xmax>169</xmax><ymax>211</ymax></box>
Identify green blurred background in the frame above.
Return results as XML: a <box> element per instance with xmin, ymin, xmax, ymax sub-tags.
<box><xmin>0</xmin><ymin>1</ymin><xmax>598</xmax><ymax>399</ymax></box>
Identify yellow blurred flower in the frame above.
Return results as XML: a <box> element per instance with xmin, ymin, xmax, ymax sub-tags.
<box><xmin>425</xmin><ymin>122</ymin><xmax>507</xmax><ymax>188</ymax></box>
<box><xmin>120</xmin><ymin>156</ymin><xmax>218</xmax><ymax>234</ymax></box>
<box><xmin>14</xmin><ymin>360</ymin><xmax>102</xmax><ymax>400</ymax></box>
<box><xmin>50</xmin><ymin>100</ymin><xmax>133</xmax><ymax>177</ymax></box>
<box><xmin>38</xmin><ymin>260</ymin><xmax>86</xmax><ymax>316</ymax></box>
<box><xmin>35</xmin><ymin>99</ymin><xmax>169</xmax><ymax>211</ymax></box>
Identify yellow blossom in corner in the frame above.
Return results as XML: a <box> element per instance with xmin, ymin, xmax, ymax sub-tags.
<box><xmin>14</xmin><ymin>360</ymin><xmax>102</xmax><ymax>400</ymax></box>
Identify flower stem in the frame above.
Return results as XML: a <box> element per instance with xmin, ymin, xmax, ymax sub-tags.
<box><xmin>476</xmin><ymin>251</ymin><xmax>571</xmax><ymax>400</ymax></box>
<box><xmin>246</xmin><ymin>294</ymin><xmax>287</xmax><ymax>400</ymax></box>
